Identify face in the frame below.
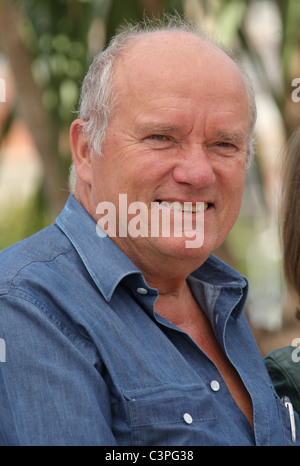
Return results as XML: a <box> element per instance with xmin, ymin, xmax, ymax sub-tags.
<box><xmin>81</xmin><ymin>32</ymin><xmax>250</xmax><ymax>272</ymax></box>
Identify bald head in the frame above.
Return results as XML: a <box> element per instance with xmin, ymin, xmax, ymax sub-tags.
<box><xmin>114</xmin><ymin>31</ymin><xmax>249</xmax><ymax>110</ymax></box>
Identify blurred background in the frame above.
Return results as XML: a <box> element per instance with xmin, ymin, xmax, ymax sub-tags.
<box><xmin>0</xmin><ymin>0</ymin><xmax>300</xmax><ymax>355</ymax></box>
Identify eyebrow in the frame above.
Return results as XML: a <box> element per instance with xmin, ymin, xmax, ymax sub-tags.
<box><xmin>138</xmin><ymin>123</ymin><xmax>180</xmax><ymax>134</ymax></box>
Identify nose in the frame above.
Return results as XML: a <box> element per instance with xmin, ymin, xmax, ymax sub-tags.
<box><xmin>172</xmin><ymin>145</ymin><xmax>216</xmax><ymax>187</ymax></box>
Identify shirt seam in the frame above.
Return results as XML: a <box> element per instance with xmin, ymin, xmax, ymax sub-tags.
<box><xmin>1</xmin><ymin>287</ymin><xmax>95</xmax><ymax>354</ymax></box>
<box><xmin>10</xmin><ymin>245</ymin><xmax>74</xmax><ymax>287</ymax></box>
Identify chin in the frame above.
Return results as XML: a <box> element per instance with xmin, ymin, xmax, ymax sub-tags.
<box><xmin>153</xmin><ymin>236</ymin><xmax>212</xmax><ymax>262</ymax></box>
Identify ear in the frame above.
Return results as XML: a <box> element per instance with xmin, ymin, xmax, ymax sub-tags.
<box><xmin>69</xmin><ymin>119</ymin><xmax>93</xmax><ymax>185</ymax></box>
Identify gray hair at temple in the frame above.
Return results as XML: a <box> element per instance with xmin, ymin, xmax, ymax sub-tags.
<box><xmin>69</xmin><ymin>15</ymin><xmax>257</xmax><ymax>192</ymax></box>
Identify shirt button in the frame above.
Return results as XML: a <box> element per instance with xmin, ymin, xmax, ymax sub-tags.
<box><xmin>183</xmin><ymin>413</ymin><xmax>193</xmax><ymax>424</ymax></box>
<box><xmin>210</xmin><ymin>380</ymin><xmax>220</xmax><ymax>392</ymax></box>
<box><xmin>137</xmin><ymin>287</ymin><xmax>148</xmax><ymax>295</ymax></box>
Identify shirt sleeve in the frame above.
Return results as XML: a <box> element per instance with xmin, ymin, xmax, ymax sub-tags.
<box><xmin>0</xmin><ymin>293</ymin><xmax>118</xmax><ymax>446</ymax></box>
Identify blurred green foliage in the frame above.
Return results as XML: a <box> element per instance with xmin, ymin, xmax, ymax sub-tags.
<box><xmin>19</xmin><ymin>0</ymin><xmax>94</xmax><ymax>127</ymax></box>
<box><xmin>0</xmin><ymin>187</ymin><xmax>51</xmax><ymax>250</ymax></box>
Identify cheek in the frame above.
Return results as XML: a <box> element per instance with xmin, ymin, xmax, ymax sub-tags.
<box><xmin>225</xmin><ymin>161</ymin><xmax>245</xmax><ymax>191</ymax></box>
<box><xmin>220</xmin><ymin>167</ymin><xmax>245</xmax><ymax>215</ymax></box>
<box><xmin>234</xmin><ymin>169</ymin><xmax>246</xmax><ymax>198</ymax></box>
<box><xmin>228</xmin><ymin>181</ymin><xmax>244</xmax><ymax>208</ymax></box>
<box><xmin>90</xmin><ymin>155</ymin><xmax>120</xmax><ymax>203</ymax></box>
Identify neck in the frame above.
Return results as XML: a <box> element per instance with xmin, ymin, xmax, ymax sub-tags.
<box><xmin>149</xmin><ymin>277</ymin><xmax>196</xmax><ymax>327</ymax></box>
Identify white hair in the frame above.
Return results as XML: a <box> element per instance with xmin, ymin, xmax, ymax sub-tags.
<box><xmin>69</xmin><ymin>15</ymin><xmax>257</xmax><ymax>192</ymax></box>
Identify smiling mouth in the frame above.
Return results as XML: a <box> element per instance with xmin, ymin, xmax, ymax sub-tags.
<box><xmin>155</xmin><ymin>200</ymin><xmax>210</xmax><ymax>213</ymax></box>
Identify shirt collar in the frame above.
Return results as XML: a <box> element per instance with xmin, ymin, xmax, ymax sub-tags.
<box><xmin>189</xmin><ymin>255</ymin><xmax>248</xmax><ymax>331</ymax></box>
<box><xmin>56</xmin><ymin>195</ymin><xmax>143</xmax><ymax>302</ymax></box>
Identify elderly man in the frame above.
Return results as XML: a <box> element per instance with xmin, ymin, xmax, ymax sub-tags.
<box><xmin>0</xmin><ymin>18</ymin><xmax>298</xmax><ymax>446</ymax></box>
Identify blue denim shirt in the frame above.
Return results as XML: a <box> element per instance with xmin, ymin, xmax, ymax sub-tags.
<box><xmin>0</xmin><ymin>195</ymin><xmax>299</xmax><ymax>446</ymax></box>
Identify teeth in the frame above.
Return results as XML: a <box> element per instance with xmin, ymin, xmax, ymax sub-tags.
<box><xmin>159</xmin><ymin>201</ymin><xmax>208</xmax><ymax>213</ymax></box>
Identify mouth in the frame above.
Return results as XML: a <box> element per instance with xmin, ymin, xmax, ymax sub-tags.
<box><xmin>155</xmin><ymin>200</ymin><xmax>210</xmax><ymax>213</ymax></box>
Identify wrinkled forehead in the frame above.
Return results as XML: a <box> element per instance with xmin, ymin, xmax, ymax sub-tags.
<box><xmin>113</xmin><ymin>31</ymin><xmax>247</xmax><ymax>99</ymax></box>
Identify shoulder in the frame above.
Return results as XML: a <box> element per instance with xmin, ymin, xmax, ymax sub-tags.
<box><xmin>0</xmin><ymin>224</ymin><xmax>74</xmax><ymax>294</ymax></box>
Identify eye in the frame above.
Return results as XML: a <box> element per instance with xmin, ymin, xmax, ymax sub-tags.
<box><xmin>206</xmin><ymin>139</ymin><xmax>241</xmax><ymax>157</ymax></box>
<box><xmin>145</xmin><ymin>134</ymin><xmax>173</xmax><ymax>149</ymax></box>
<box><xmin>217</xmin><ymin>142</ymin><xmax>236</xmax><ymax>148</ymax></box>
<box><xmin>212</xmin><ymin>141</ymin><xmax>239</xmax><ymax>154</ymax></box>
<box><xmin>149</xmin><ymin>134</ymin><xmax>169</xmax><ymax>141</ymax></box>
